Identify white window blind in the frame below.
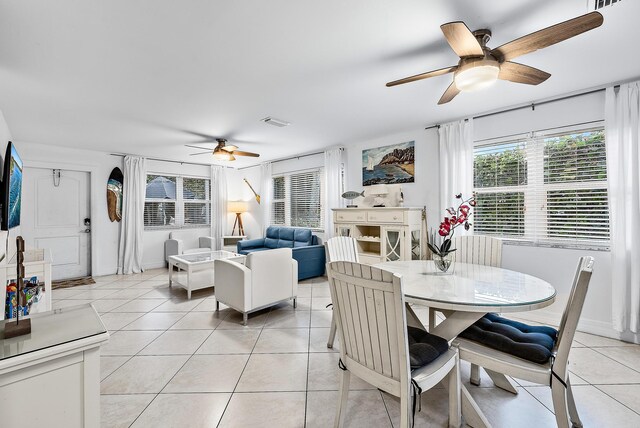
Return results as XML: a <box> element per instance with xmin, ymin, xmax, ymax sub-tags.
<box><xmin>271</xmin><ymin>168</ymin><xmax>324</xmax><ymax>231</ymax></box>
<box><xmin>144</xmin><ymin>174</ymin><xmax>211</xmax><ymax>228</ymax></box>
<box><xmin>473</xmin><ymin>125</ymin><xmax>609</xmax><ymax>247</ymax></box>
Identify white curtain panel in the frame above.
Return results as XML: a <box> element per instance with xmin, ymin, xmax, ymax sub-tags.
<box><xmin>324</xmin><ymin>147</ymin><xmax>345</xmax><ymax>239</ymax></box>
<box><xmin>260</xmin><ymin>162</ymin><xmax>273</xmax><ymax>235</ymax></box>
<box><xmin>211</xmin><ymin>165</ymin><xmax>228</xmax><ymax>250</ymax></box>
<box><xmin>118</xmin><ymin>155</ymin><xmax>146</xmax><ymax>274</ymax></box>
<box><xmin>438</xmin><ymin>119</ymin><xmax>474</xmax><ymax>230</ymax></box>
<box><xmin>605</xmin><ymin>82</ymin><xmax>640</xmax><ymax>333</ymax></box>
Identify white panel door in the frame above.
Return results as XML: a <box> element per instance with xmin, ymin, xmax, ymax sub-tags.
<box><xmin>22</xmin><ymin>168</ymin><xmax>91</xmax><ymax>280</ymax></box>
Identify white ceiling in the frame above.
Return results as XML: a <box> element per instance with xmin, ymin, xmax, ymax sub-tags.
<box><xmin>0</xmin><ymin>0</ymin><xmax>638</xmax><ymax>167</ymax></box>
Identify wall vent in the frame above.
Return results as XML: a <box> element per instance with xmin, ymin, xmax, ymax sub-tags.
<box><xmin>260</xmin><ymin>117</ymin><xmax>290</xmax><ymax>127</ymax></box>
<box><xmin>594</xmin><ymin>0</ymin><xmax>621</xmax><ymax>10</ymax></box>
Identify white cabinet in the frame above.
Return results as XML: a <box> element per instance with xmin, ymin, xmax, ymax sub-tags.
<box><xmin>333</xmin><ymin>208</ymin><xmax>425</xmax><ymax>264</ymax></box>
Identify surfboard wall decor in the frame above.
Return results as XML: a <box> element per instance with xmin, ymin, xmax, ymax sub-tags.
<box><xmin>107</xmin><ymin>167</ymin><xmax>123</xmax><ymax>222</ymax></box>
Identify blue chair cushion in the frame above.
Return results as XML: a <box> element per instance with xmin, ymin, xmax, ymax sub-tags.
<box><xmin>264</xmin><ymin>237</ymin><xmax>278</xmax><ymax>249</ymax></box>
<box><xmin>407</xmin><ymin>327</ymin><xmax>449</xmax><ymax>370</ymax></box>
<box><xmin>277</xmin><ymin>239</ymin><xmax>294</xmax><ymax>248</ymax></box>
<box><xmin>459</xmin><ymin>313</ymin><xmax>558</xmax><ymax>364</ymax></box>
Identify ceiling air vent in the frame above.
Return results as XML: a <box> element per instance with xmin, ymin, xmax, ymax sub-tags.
<box><xmin>594</xmin><ymin>0</ymin><xmax>621</xmax><ymax>10</ymax></box>
<box><xmin>260</xmin><ymin>117</ymin><xmax>290</xmax><ymax>127</ymax></box>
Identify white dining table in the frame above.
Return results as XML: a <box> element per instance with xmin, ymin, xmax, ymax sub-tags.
<box><xmin>375</xmin><ymin>260</ymin><xmax>557</xmax><ymax>428</ymax></box>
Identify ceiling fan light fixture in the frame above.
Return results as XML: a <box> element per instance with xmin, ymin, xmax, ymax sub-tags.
<box><xmin>213</xmin><ymin>148</ymin><xmax>234</xmax><ymax>161</ymax></box>
<box><xmin>454</xmin><ymin>63</ymin><xmax>499</xmax><ymax>92</ymax></box>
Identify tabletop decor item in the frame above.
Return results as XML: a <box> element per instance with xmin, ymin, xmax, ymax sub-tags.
<box><xmin>428</xmin><ymin>193</ymin><xmax>476</xmax><ymax>273</ymax></box>
<box><xmin>341</xmin><ymin>190</ymin><xmax>364</xmax><ymax>208</ymax></box>
<box><xmin>4</xmin><ymin>236</ymin><xmax>32</xmax><ymax>338</ymax></box>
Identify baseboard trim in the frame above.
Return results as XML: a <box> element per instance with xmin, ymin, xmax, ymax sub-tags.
<box><xmin>511</xmin><ymin>310</ymin><xmax>633</xmax><ymax>342</ymax></box>
<box><xmin>143</xmin><ymin>262</ymin><xmax>167</xmax><ymax>271</ymax></box>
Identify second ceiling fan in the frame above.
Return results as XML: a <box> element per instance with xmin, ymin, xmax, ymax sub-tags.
<box><xmin>386</xmin><ymin>11</ymin><xmax>604</xmax><ymax>104</ymax></box>
<box><xmin>188</xmin><ymin>138</ymin><xmax>260</xmax><ymax>161</ymax></box>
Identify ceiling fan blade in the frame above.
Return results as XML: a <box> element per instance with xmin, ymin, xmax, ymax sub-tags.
<box><xmin>189</xmin><ymin>151</ymin><xmax>213</xmax><ymax>156</ymax></box>
<box><xmin>499</xmin><ymin>62</ymin><xmax>551</xmax><ymax>85</ymax></box>
<box><xmin>185</xmin><ymin>144</ymin><xmax>215</xmax><ymax>151</ymax></box>
<box><xmin>222</xmin><ymin>145</ymin><xmax>238</xmax><ymax>152</ymax></box>
<box><xmin>491</xmin><ymin>11</ymin><xmax>603</xmax><ymax>62</ymax></box>
<box><xmin>438</xmin><ymin>82</ymin><xmax>461</xmax><ymax>105</ymax></box>
<box><xmin>386</xmin><ymin>66</ymin><xmax>457</xmax><ymax>87</ymax></box>
<box><xmin>440</xmin><ymin>22</ymin><xmax>484</xmax><ymax>57</ymax></box>
<box><xmin>232</xmin><ymin>150</ymin><xmax>260</xmax><ymax>158</ymax></box>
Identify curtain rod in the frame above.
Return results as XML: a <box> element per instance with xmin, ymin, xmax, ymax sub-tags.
<box><xmin>109</xmin><ymin>153</ymin><xmax>234</xmax><ymax>168</ymax></box>
<box><xmin>424</xmin><ymin>85</ymin><xmax>618</xmax><ymax>131</ymax></box>
<box><xmin>236</xmin><ymin>148</ymin><xmax>343</xmax><ymax>170</ymax></box>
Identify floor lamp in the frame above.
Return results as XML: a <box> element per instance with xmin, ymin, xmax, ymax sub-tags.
<box><xmin>228</xmin><ymin>201</ymin><xmax>248</xmax><ymax>236</ymax></box>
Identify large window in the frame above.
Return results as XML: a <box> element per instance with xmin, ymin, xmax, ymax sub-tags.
<box><xmin>271</xmin><ymin>168</ymin><xmax>324</xmax><ymax>230</ymax></box>
<box><xmin>473</xmin><ymin>127</ymin><xmax>609</xmax><ymax>247</ymax></box>
<box><xmin>144</xmin><ymin>174</ymin><xmax>211</xmax><ymax>228</ymax></box>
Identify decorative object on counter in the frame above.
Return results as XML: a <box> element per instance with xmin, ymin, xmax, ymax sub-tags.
<box><xmin>399</xmin><ymin>188</ymin><xmax>404</xmax><ymax>207</ymax></box>
<box><xmin>341</xmin><ymin>190</ymin><xmax>364</xmax><ymax>208</ymax></box>
<box><xmin>362</xmin><ymin>141</ymin><xmax>415</xmax><ymax>186</ymax></box>
<box><xmin>4</xmin><ymin>236</ymin><xmax>31</xmax><ymax>338</ymax></box>
<box><xmin>228</xmin><ymin>200</ymin><xmax>249</xmax><ymax>236</ymax></box>
<box><xmin>243</xmin><ymin>178</ymin><xmax>260</xmax><ymax>204</ymax></box>
<box><xmin>368</xmin><ymin>184</ymin><xmax>389</xmax><ymax>207</ymax></box>
<box><xmin>107</xmin><ymin>167</ymin><xmax>124</xmax><ymax>222</ymax></box>
<box><xmin>428</xmin><ymin>193</ymin><xmax>476</xmax><ymax>273</ymax></box>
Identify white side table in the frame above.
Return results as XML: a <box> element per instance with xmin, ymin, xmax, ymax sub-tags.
<box><xmin>168</xmin><ymin>250</ymin><xmax>246</xmax><ymax>299</ymax></box>
<box><xmin>221</xmin><ymin>235</ymin><xmax>247</xmax><ymax>252</ymax></box>
<box><xmin>0</xmin><ymin>304</ymin><xmax>109</xmax><ymax>428</ymax></box>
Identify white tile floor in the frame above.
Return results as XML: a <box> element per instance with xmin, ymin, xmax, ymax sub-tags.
<box><xmin>51</xmin><ymin>268</ymin><xmax>640</xmax><ymax>427</ymax></box>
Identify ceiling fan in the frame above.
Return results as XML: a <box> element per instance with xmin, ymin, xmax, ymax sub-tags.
<box><xmin>386</xmin><ymin>11</ymin><xmax>604</xmax><ymax>104</ymax></box>
<box><xmin>187</xmin><ymin>138</ymin><xmax>260</xmax><ymax>161</ymax></box>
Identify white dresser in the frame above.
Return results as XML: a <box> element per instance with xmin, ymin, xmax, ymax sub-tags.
<box><xmin>332</xmin><ymin>207</ymin><xmax>425</xmax><ymax>264</ymax></box>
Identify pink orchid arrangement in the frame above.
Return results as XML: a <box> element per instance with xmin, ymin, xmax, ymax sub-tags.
<box><xmin>428</xmin><ymin>193</ymin><xmax>476</xmax><ymax>258</ymax></box>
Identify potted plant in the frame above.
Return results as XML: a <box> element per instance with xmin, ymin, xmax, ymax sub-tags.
<box><xmin>428</xmin><ymin>193</ymin><xmax>476</xmax><ymax>273</ymax></box>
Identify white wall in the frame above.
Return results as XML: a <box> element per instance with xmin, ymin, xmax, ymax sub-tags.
<box><xmin>344</xmin><ymin>128</ymin><xmax>441</xmax><ymax>230</ymax></box>
<box><xmin>341</xmin><ymin>90</ymin><xmax>624</xmax><ymax>340</ymax></box>
<box><xmin>16</xmin><ymin>141</ymin><xmax>121</xmax><ymax>276</ymax></box>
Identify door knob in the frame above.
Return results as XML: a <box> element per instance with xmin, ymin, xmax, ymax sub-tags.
<box><xmin>82</xmin><ymin>229</ymin><xmax>91</xmax><ymax>233</ymax></box>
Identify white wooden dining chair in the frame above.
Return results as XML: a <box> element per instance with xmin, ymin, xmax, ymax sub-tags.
<box><xmin>325</xmin><ymin>237</ymin><xmax>359</xmax><ymax>348</ymax></box>
<box><xmin>327</xmin><ymin>261</ymin><xmax>461</xmax><ymax>428</ymax></box>
<box><xmin>455</xmin><ymin>256</ymin><xmax>594</xmax><ymax>428</ymax></box>
<box><xmin>449</xmin><ymin>235</ymin><xmax>502</xmax><ymax>267</ymax></box>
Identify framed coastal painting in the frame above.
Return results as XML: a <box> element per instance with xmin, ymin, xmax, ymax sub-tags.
<box><xmin>362</xmin><ymin>141</ymin><xmax>415</xmax><ymax>186</ymax></box>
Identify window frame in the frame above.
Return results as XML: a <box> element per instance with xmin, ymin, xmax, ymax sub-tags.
<box><xmin>271</xmin><ymin>167</ymin><xmax>325</xmax><ymax>232</ymax></box>
<box><xmin>472</xmin><ymin>124</ymin><xmax>610</xmax><ymax>250</ymax></box>
<box><xmin>144</xmin><ymin>173</ymin><xmax>212</xmax><ymax>230</ymax></box>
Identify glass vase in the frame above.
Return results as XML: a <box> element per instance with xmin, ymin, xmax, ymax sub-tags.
<box><xmin>433</xmin><ymin>253</ymin><xmax>454</xmax><ymax>273</ymax></box>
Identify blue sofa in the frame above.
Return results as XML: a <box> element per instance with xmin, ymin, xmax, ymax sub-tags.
<box><xmin>237</xmin><ymin>226</ymin><xmax>326</xmax><ymax>280</ymax></box>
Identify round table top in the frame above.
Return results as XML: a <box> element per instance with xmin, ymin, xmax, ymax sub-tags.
<box><xmin>374</xmin><ymin>261</ymin><xmax>557</xmax><ymax>313</ymax></box>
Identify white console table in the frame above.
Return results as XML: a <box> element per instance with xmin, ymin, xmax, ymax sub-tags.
<box><xmin>0</xmin><ymin>304</ymin><xmax>109</xmax><ymax>428</ymax></box>
<box><xmin>332</xmin><ymin>207</ymin><xmax>426</xmax><ymax>264</ymax></box>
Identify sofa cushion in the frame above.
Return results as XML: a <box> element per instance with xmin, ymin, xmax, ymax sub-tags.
<box><xmin>265</xmin><ymin>238</ymin><xmax>279</xmax><ymax>249</ymax></box>
<box><xmin>407</xmin><ymin>326</ymin><xmax>449</xmax><ymax>370</ymax></box>
<box><xmin>277</xmin><ymin>239</ymin><xmax>294</xmax><ymax>248</ymax></box>
<box><xmin>294</xmin><ymin>229</ymin><xmax>313</xmax><ymax>247</ymax></box>
<box><xmin>279</xmin><ymin>228</ymin><xmax>294</xmax><ymax>241</ymax></box>
<box><xmin>459</xmin><ymin>314</ymin><xmax>558</xmax><ymax>364</ymax></box>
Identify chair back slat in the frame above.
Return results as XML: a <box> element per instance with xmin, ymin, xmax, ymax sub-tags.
<box><xmin>553</xmin><ymin>256</ymin><xmax>594</xmax><ymax>377</ymax></box>
<box><xmin>326</xmin><ymin>237</ymin><xmax>360</xmax><ymax>263</ymax></box>
<box><xmin>451</xmin><ymin>235</ymin><xmax>502</xmax><ymax>267</ymax></box>
<box><xmin>327</xmin><ymin>261</ymin><xmax>410</xmax><ymax>386</ymax></box>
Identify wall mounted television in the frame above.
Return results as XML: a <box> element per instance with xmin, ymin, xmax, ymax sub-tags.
<box><xmin>1</xmin><ymin>142</ymin><xmax>23</xmax><ymax>230</ymax></box>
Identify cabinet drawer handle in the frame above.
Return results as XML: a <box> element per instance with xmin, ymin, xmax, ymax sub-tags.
<box><xmin>338</xmin><ymin>215</ymin><xmax>343</xmax><ymax>219</ymax></box>
<box><xmin>393</xmin><ymin>216</ymin><xmax>398</xmax><ymax>220</ymax></box>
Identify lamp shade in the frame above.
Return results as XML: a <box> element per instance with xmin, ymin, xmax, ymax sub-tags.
<box><xmin>228</xmin><ymin>200</ymin><xmax>249</xmax><ymax>213</ymax></box>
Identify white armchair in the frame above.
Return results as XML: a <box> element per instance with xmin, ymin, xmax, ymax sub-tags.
<box><xmin>214</xmin><ymin>248</ymin><xmax>298</xmax><ymax>325</ymax></box>
<box><xmin>165</xmin><ymin>231</ymin><xmax>214</xmax><ymax>264</ymax></box>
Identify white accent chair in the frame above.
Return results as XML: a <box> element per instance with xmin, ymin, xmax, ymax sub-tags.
<box><xmin>327</xmin><ymin>261</ymin><xmax>461</xmax><ymax>428</ymax></box>
<box><xmin>214</xmin><ymin>248</ymin><xmax>298</xmax><ymax>325</ymax></box>
<box><xmin>325</xmin><ymin>237</ymin><xmax>360</xmax><ymax>349</ymax></box>
<box><xmin>456</xmin><ymin>256</ymin><xmax>594</xmax><ymax>428</ymax></box>
<box><xmin>165</xmin><ymin>231</ymin><xmax>215</xmax><ymax>265</ymax></box>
